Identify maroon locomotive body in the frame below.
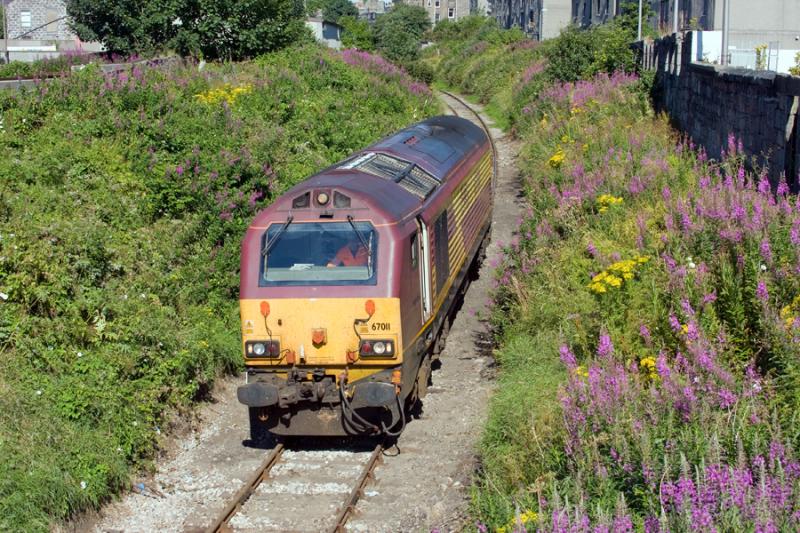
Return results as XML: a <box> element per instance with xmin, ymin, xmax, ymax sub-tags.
<box><xmin>236</xmin><ymin>115</ymin><xmax>494</xmax><ymax>437</ymax></box>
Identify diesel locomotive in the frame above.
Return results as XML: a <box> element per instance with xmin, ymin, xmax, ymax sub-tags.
<box><xmin>236</xmin><ymin>115</ymin><xmax>494</xmax><ymax>437</ymax></box>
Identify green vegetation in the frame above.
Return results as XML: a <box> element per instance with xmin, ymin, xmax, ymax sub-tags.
<box><xmin>67</xmin><ymin>0</ymin><xmax>308</xmax><ymax>59</ymax></box>
<box><xmin>322</xmin><ymin>0</ymin><xmax>358</xmax><ymax>23</ymax></box>
<box><xmin>0</xmin><ymin>54</ymin><xmax>96</xmax><ymax>80</ymax></box>
<box><xmin>340</xmin><ymin>15</ymin><xmax>376</xmax><ymax>51</ymax></box>
<box><xmin>0</xmin><ymin>45</ymin><xmax>437</xmax><ymax>530</ymax></box>
<box><xmin>373</xmin><ymin>4</ymin><xmax>430</xmax><ymax>62</ymax></box>
<box><xmin>432</xmin><ymin>18</ymin><xmax>800</xmax><ymax>531</ymax></box>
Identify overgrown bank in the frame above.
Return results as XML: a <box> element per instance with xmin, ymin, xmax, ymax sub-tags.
<box><xmin>0</xmin><ymin>45</ymin><xmax>437</xmax><ymax>530</ymax></box>
<box><xmin>429</xmin><ymin>18</ymin><xmax>800</xmax><ymax>531</ymax></box>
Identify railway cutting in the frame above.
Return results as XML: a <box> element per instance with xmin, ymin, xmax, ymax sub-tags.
<box><xmin>88</xmin><ymin>93</ymin><xmax>521</xmax><ymax>533</ymax></box>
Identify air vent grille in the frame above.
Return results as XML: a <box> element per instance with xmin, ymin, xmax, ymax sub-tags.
<box><xmin>339</xmin><ymin>153</ymin><xmax>439</xmax><ymax>199</ymax></box>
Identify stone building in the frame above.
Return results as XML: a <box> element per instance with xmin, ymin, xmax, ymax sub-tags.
<box><xmin>406</xmin><ymin>0</ymin><xmax>473</xmax><ymax>25</ymax></box>
<box><xmin>3</xmin><ymin>0</ymin><xmax>72</xmax><ymax>41</ymax></box>
<box><xmin>490</xmin><ymin>0</ymin><xmax>572</xmax><ymax>40</ymax></box>
<box><xmin>649</xmin><ymin>0</ymin><xmax>799</xmax><ymax>52</ymax></box>
<box><xmin>572</xmin><ymin>0</ymin><xmax>621</xmax><ymax>27</ymax></box>
<box><xmin>355</xmin><ymin>0</ymin><xmax>388</xmax><ymax>23</ymax></box>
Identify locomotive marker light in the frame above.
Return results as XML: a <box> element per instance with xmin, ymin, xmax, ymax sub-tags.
<box><xmin>312</xmin><ymin>328</ymin><xmax>327</xmax><ymax>346</ymax></box>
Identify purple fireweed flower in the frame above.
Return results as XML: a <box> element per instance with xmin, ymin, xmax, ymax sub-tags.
<box><xmin>760</xmin><ymin>238</ymin><xmax>772</xmax><ymax>264</ymax></box>
<box><xmin>597</xmin><ymin>333</ymin><xmax>613</xmax><ymax>358</ymax></box>
<box><xmin>559</xmin><ymin>345</ymin><xmax>577</xmax><ymax>368</ymax></box>
<box><xmin>756</xmin><ymin>280</ymin><xmax>769</xmax><ymax>302</ymax></box>
<box><xmin>702</xmin><ymin>291</ymin><xmax>718</xmax><ymax>305</ymax></box>
<box><xmin>640</xmin><ymin>324</ymin><xmax>651</xmax><ymax>344</ymax></box>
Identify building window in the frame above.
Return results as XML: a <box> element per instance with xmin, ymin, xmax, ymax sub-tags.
<box><xmin>435</xmin><ymin>12</ymin><xmax>440</xmax><ymax>22</ymax></box>
<box><xmin>448</xmin><ymin>7</ymin><xmax>454</xmax><ymax>18</ymax></box>
<box><xmin>427</xmin><ymin>0</ymin><xmax>431</xmax><ymax>5</ymax></box>
<box><xmin>434</xmin><ymin>0</ymin><xmax>440</xmax><ymax>7</ymax></box>
<box><xmin>20</xmin><ymin>11</ymin><xmax>32</xmax><ymax>28</ymax></box>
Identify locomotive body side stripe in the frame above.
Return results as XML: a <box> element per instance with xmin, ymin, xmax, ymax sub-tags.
<box><xmin>432</xmin><ymin>150</ymin><xmax>493</xmax><ymax>313</ymax></box>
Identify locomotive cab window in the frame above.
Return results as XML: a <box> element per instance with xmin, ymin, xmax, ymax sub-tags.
<box><xmin>260</xmin><ymin>221</ymin><xmax>378</xmax><ymax>286</ymax></box>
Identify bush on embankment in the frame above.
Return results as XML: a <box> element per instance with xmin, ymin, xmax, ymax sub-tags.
<box><xmin>426</xmin><ymin>17</ymin><xmax>638</xmax><ymax>130</ymax></box>
<box><xmin>0</xmin><ymin>45</ymin><xmax>437</xmax><ymax>530</ymax></box>
<box><xmin>433</xmin><ymin>20</ymin><xmax>800</xmax><ymax>532</ymax></box>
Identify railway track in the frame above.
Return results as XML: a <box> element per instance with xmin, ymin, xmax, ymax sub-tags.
<box><xmin>438</xmin><ymin>90</ymin><xmax>499</xmax><ymax>186</ymax></box>
<box><xmin>206</xmin><ymin>440</ymin><xmax>383</xmax><ymax>533</ymax></box>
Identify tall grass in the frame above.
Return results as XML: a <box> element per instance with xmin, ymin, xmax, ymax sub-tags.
<box><xmin>432</xmin><ymin>20</ymin><xmax>800</xmax><ymax>532</ymax></box>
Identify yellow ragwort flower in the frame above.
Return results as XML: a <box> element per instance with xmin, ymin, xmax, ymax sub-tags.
<box><xmin>548</xmin><ymin>148</ymin><xmax>566</xmax><ymax>169</ymax></box>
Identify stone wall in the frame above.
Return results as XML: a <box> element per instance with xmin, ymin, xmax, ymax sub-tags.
<box><xmin>637</xmin><ymin>32</ymin><xmax>800</xmax><ymax>189</ymax></box>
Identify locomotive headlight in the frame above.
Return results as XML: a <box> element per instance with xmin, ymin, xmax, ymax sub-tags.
<box><xmin>317</xmin><ymin>192</ymin><xmax>329</xmax><ymax>205</ymax></box>
<box><xmin>252</xmin><ymin>342</ymin><xmax>267</xmax><ymax>356</ymax></box>
<box><xmin>373</xmin><ymin>341</ymin><xmax>386</xmax><ymax>355</ymax></box>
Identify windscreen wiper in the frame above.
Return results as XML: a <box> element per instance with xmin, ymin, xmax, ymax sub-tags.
<box><xmin>346</xmin><ymin>215</ymin><xmax>370</xmax><ymax>252</ymax></box>
<box><xmin>262</xmin><ymin>215</ymin><xmax>293</xmax><ymax>257</ymax></box>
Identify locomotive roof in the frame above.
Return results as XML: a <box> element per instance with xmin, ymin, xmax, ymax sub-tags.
<box><xmin>253</xmin><ymin>116</ymin><xmax>488</xmax><ymax>226</ymax></box>
<box><xmin>367</xmin><ymin>115</ymin><xmax>487</xmax><ymax>181</ymax></box>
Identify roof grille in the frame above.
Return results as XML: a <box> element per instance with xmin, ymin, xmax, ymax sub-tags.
<box><xmin>397</xmin><ymin>167</ymin><xmax>439</xmax><ymax>198</ymax></box>
<box><xmin>339</xmin><ymin>153</ymin><xmax>439</xmax><ymax>199</ymax></box>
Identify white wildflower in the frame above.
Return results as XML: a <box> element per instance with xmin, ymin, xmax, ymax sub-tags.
<box><xmin>688</xmin><ymin>262</ymin><xmax>696</xmax><ymax>269</ymax></box>
<box><xmin>760</xmin><ymin>264</ymin><xmax>767</xmax><ymax>271</ymax></box>
<box><xmin>0</xmin><ymin>292</ymin><xmax>8</xmax><ymax>301</ymax></box>
<box><xmin>76</xmin><ymin>351</ymin><xmax>83</xmax><ymax>358</ymax></box>
<box><xmin>80</xmin><ymin>481</ymin><xmax>87</xmax><ymax>490</ymax></box>
<box><xmin>35</xmin><ymin>389</ymin><xmax>42</xmax><ymax>396</ymax></box>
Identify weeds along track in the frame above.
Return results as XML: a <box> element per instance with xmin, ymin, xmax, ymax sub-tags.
<box><xmin>206</xmin><ymin>440</ymin><xmax>383</xmax><ymax>533</ymax></box>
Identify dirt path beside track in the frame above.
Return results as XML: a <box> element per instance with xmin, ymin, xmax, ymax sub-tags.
<box><xmin>77</xmin><ymin>94</ymin><xmax>522</xmax><ymax>533</ymax></box>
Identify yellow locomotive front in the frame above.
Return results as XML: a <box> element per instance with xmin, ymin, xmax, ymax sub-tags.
<box><xmin>237</xmin><ymin>184</ymin><xmax>417</xmax><ymax>437</ymax></box>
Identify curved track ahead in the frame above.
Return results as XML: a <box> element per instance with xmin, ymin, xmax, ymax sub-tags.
<box><xmin>438</xmin><ymin>90</ymin><xmax>498</xmax><ymax>186</ymax></box>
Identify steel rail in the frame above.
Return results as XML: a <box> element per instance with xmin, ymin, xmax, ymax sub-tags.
<box><xmin>328</xmin><ymin>442</ymin><xmax>384</xmax><ymax>533</ymax></box>
<box><xmin>438</xmin><ymin>90</ymin><xmax>499</xmax><ymax>189</ymax></box>
<box><xmin>205</xmin><ymin>442</ymin><xmax>285</xmax><ymax>533</ymax></box>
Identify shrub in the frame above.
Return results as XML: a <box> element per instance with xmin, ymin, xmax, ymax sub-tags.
<box><xmin>373</xmin><ymin>4</ymin><xmax>430</xmax><ymax>62</ymax></box>
<box><xmin>340</xmin><ymin>15</ymin><xmax>375</xmax><ymax>51</ymax></box>
<box><xmin>0</xmin><ymin>44</ymin><xmax>437</xmax><ymax>530</ymax></box>
<box><xmin>67</xmin><ymin>0</ymin><xmax>307</xmax><ymax>59</ymax></box>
